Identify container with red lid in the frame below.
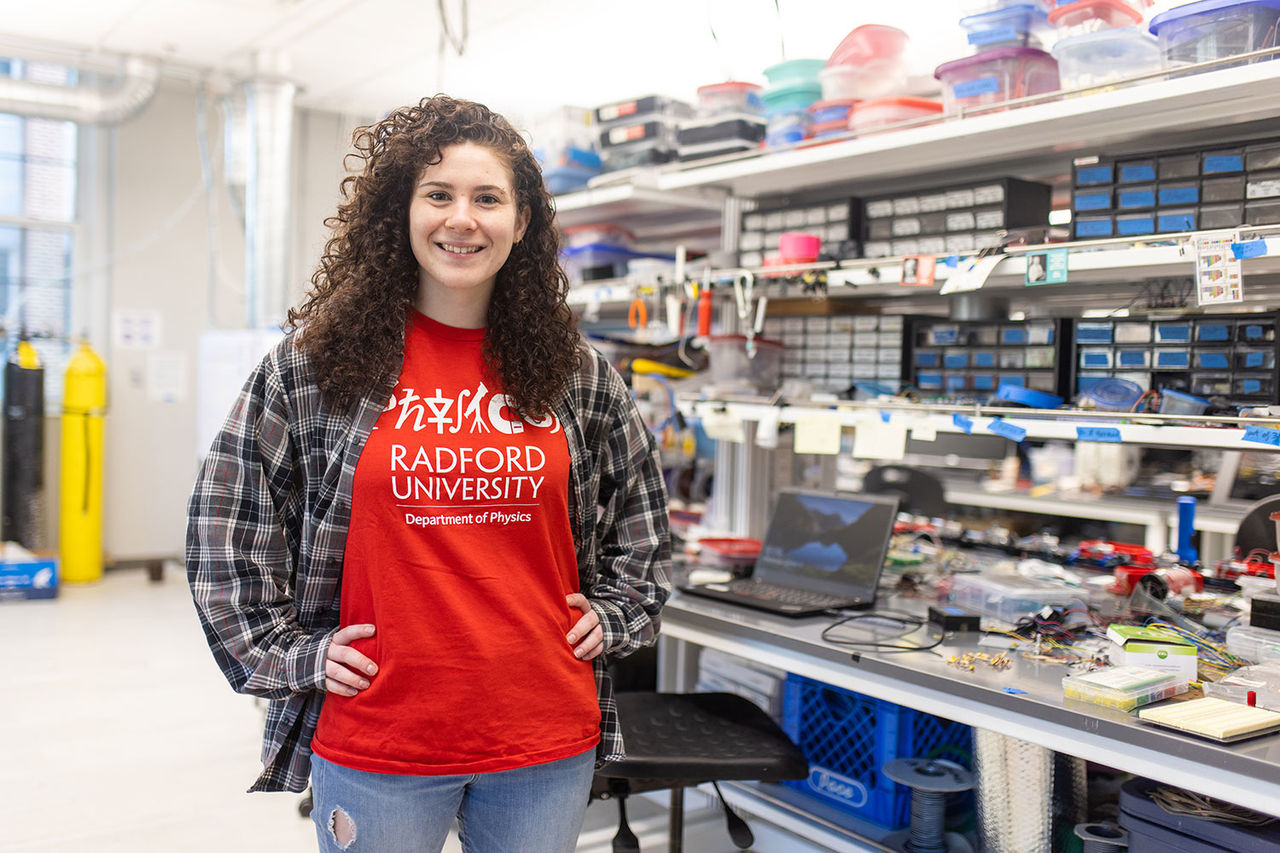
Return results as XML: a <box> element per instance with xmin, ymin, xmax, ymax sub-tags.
<box><xmin>828</xmin><ymin>24</ymin><xmax>910</xmax><ymax>67</ymax></box>
<box><xmin>849</xmin><ymin>97</ymin><xmax>944</xmax><ymax>133</ymax></box>
<box><xmin>1047</xmin><ymin>0</ymin><xmax>1144</xmax><ymax>37</ymax></box>
<box><xmin>934</xmin><ymin>46</ymin><xmax>1060</xmax><ymax>112</ymax></box>
<box><xmin>809</xmin><ymin>119</ymin><xmax>852</xmax><ymax>139</ymax></box>
<box><xmin>695</xmin><ymin>81</ymin><xmax>765</xmax><ymax>116</ymax></box>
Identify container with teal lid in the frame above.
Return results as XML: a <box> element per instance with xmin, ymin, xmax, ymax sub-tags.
<box><xmin>763</xmin><ymin>58</ymin><xmax>826</xmax><ymax>84</ymax></box>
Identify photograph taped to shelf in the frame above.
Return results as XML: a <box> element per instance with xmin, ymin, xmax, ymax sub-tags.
<box><xmin>901</xmin><ymin>254</ymin><xmax>936</xmax><ymax>286</ymax></box>
<box><xmin>1024</xmin><ymin>248</ymin><xmax>1068</xmax><ymax>285</ymax></box>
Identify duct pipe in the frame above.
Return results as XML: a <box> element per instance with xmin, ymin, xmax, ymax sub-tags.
<box><xmin>242</xmin><ymin>76</ymin><xmax>296</xmax><ymax>329</ymax></box>
<box><xmin>0</xmin><ymin>56</ymin><xmax>158</xmax><ymax>124</ymax></box>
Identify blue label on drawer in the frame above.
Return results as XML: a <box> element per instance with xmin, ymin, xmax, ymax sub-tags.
<box><xmin>1075</xmin><ymin>218</ymin><xmax>1113</xmax><ymax>237</ymax></box>
<box><xmin>1076</xmin><ymin>165</ymin><xmax>1112</xmax><ymax>185</ymax></box>
<box><xmin>987</xmin><ymin>418</ymin><xmax>1026</xmax><ymax>442</ymax></box>
<box><xmin>1158</xmin><ymin>213</ymin><xmax>1196</xmax><ymax>232</ymax></box>
<box><xmin>969</xmin><ymin>26</ymin><xmax>1018</xmax><ymax>45</ymax></box>
<box><xmin>916</xmin><ymin>352</ymin><xmax>940</xmax><ymax>367</ymax></box>
<box><xmin>1119</xmin><ymin>189</ymin><xmax>1155</xmax><ymax>208</ymax></box>
<box><xmin>1074</xmin><ymin>192</ymin><xmax>1111</xmax><ymax>211</ymax></box>
<box><xmin>1245</xmin><ymin>324</ymin><xmax>1267</xmax><ymax>339</ymax></box>
<box><xmin>932</xmin><ymin>329</ymin><xmax>959</xmax><ymax>344</ymax></box>
<box><xmin>1077</xmin><ymin>426</ymin><xmax>1122</xmax><ymax>442</ymax></box>
<box><xmin>1117</xmin><ymin>216</ymin><xmax>1155</xmax><ymax>235</ymax></box>
<box><xmin>1076</xmin><ymin>327</ymin><xmax>1113</xmax><ymax>343</ymax></box>
<box><xmin>1118</xmin><ymin>351</ymin><xmax>1147</xmax><ymax>366</ymax></box>
<box><xmin>946</xmin><ymin>376</ymin><xmax>966</xmax><ymax>391</ymax></box>
<box><xmin>944</xmin><ymin>354</ymin><xmax>969</xmax><ymax>368</ymax></box>
<box><xmin>1246</xmin><ymin>352</ymin><xmax>1266</xmax><ymax>367</ymax></box>
<box><xmin>1119</xmin><ymin>164</ymin><xmax>1156</xmax><ymax>182</ymax></box>
<box><xmin>1198</xmin><ymin>324</ymin><xmax>1229</xmax><ymax>341</ymax></box>
<box><xmin>973</xmin><ymin>375</ymin><xmax>995</xmax><ymax>390</ymax></box>
<box><xmin>1243</xmin><ymin>425</ymin><xmax>1280</xmax><ymax>446</ymax></box>
<box><xmin>953</xmin><ymin>76</ymin><xmax>1001</xmax><ymax>99</ymax></box>
<box><xmin>1002</xmin><ymin>328</ymin><xmax>1026</xmax><ymax>344</ymax></box>
<box><xmin>1157</xmin><ymin>351</ymin><xmax>1190</xmax><ymax>367</ymax></box>
<box><xmin>1000</xmin><ymin>375</ymin><xmax>1025</xmax><ymax>386</ymax></box>
<box><xmin>1156</xmin><ymin>324</ymin><xmax>1190</xmax><ymax>342</ymax></box>
<box><xmin>1233</xmin><ymin>239</ymin><xmax>1268</xmax><ymax>259</ymax></box>
<box><xmin>1204</xmin><ymin>154</ymin><xmax>1243</xmax><ymax>173</ymax></box>
<box><xmin>952</xmin><ymin>414</ymin><xmax>973</xmax><ymax>434</ymax></box>
<box><xmin>1199</xmin><ymin>353</ymin><xmax>1230</xmax><ymax>369</ymax></box>
<box><xmin>918</xmin><ymin>373</ymin><xmax>942</xmax><ymax>388</ymax></box>
<box><xmin>1082</xmin><ymin>353</ymin><xmax>1110</xmax><ymax>367</ymax></box>
<box><xmin>1159</xmin><ymin>186</ymin><xmax>1199</xmax><ymax>204</ymax></box>
<box><xmin>1243</xmin><ymin>379</ymin><xmax>1263</xmax><ymax>394</ymax></box>
<box><xmin>974</xmin><ymin>353</ymin><xmax>996</xmax><ymax>368</ymax></box>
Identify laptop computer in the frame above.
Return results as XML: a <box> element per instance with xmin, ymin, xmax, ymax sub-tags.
<box><xmin>681</xmin><ymin>488</ymin><xmax>899</xmax><ymax>617</ymax></box>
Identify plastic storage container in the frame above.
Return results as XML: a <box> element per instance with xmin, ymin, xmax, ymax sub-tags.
<box><xmin>1052</xmin><ymin>27</ymin><xmax>1163</xmax><ymax>89</ymax></box>
<box><xmin>850</xmin><ymin>97</ymin><xmax>944</xmax><ymax>132</ymax></box>
<box><xmin>1149</xmin><ymin>0</ymin><xmax>1280</xmax><ymax>70</ymax></box>
<box><xmin>950</xmin><ymin>573</ymin><xmax>1085</xmax><ymax>622</ymax></box>
<box><xmin>1225</xmin><ymin>624</ymin><xmax>1280</xmax><ymax>663</ymax></box>
<box><xmin>762</xmin><ymin>80</ymin><xmax>823</xmax><ymax>112</ymax></box>
<box><xmin>1062</xmin><ymin>665</ymin><xmax>1189</xmax><ymax>711</ymax></box>
<box><xmin>828</xmin><ymin>24</ymin><xmax>910</xmax><ymax>67</ymax></box>
<box><xmin>808</xmin><ymin>98</ymin><xmax>857</xmax><ymax>124</ymax></box>
<box><xmin>695</xmin><ymin>81</ymin><xmax>764</xmax><ymax>115</ymax></box>
<box><xmin>1081</xmin><ymin>376</ymin><xmax>1144</xmax><ymax>409</ymax></box>
<box><xmin>594</xmin><ymin>95</ymin><xmax>693</xmax><ymax>127</ymax></box>
<box><xmin>960</xmin><ymin>4</ymin><xmax>1053</xmax><ymax>50</ymax></box>
<box><xmin>765</xmin><ymin>108</ymin><xmax>810</xmax><ymax>147</ymax></box>
<box><xmin>706</xmin><ymin>335</ymin><xmax>783</xmax><ymax>391</ymax></box>
<box><xmin>1157</xmin><ymin>388</ymin><xmax>1210</xmax><ymax>414</ymax></box>
<box><xmin>934</xmin><ymin>47</ymin><xmax>1060</xmax><ymax>112</ymax></box>
<box><xmin>819</xmin><ymin>63</ymin><xmax>907</xmax><ymax>100</ymax></box>
<box><xmin>1048</xmin><ymin>0</ymin><xmax>1144</xmax><ymax>37</ymax></box>
<box><xmin>764</xmin><ymin>58</ymin><xmax>827</xmax><ymax>84</ymax></box>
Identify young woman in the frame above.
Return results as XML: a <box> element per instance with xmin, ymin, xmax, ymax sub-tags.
<box><xmin>187</xmin><ymin>95</ymin><xmax>671</xmax><ymax>853</ymax></box>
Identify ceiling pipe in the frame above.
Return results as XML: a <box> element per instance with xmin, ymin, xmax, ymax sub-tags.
<box><xmin>241</xmin><ymin>68</ymin><xmax>296</xmax><ymax>330</ymax></box>
<box><xmin>0</xmin><ymin>55</ymin><xmax>159</xmax><ymax>124</ymax></box>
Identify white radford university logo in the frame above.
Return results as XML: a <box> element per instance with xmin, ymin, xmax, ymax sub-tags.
<box><xmin>381</xmin><ymin>382</ymin><xmax>560</xmax><ymax>435</ymax></box>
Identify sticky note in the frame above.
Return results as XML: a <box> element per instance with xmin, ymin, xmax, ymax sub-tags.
<box><xmin>1076</xmin><ymin>426</ymin><xmax>1122</xmax><ymax>442</ymax></box>
<box><xmin>1243</xmin><ymin>425</ymin><xmax>1280</xmax><ymax>447</ymax></box>
<box><xmin>952</xmin><ymin>413</ymin><xmax>973</xmax><ymax>434</ymax></box>
<box><xmin>701</xmin><ymin>410</ymin><xmax>746</xmax><ymax>443</ymax></box>
<box><xmin>1232</xmin><ymin>239</ymin><xmax>1268</xmax><ymax>260</ymax></box>
<box><xmin>852</xmin><ymin>420</ymin><xmax>908</xmax><ymax>461</ymax></box>
<box><xmin>911</xmin><ymin>418</ymin><xmax>938</xmax><ymax>442</ymax></box>
<box><xmin>794</xmin><ymin>415</ymin><xmax>843</xmax><ymax>455</ymax></box>
<box><xmin>987</xmin><ymin>418</ymin><xmax>1027</xmax><ymax>442</ymax></box>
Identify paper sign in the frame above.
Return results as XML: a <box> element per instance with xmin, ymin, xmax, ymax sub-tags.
<box><xmin>901</xmin><ymin>255</ymin><xmax>937</xmax><ymax>286</ymax></box>
<box><xmin>701</xmin><ymin>410</ymin><xmax>746</xmax><ymax>443</ymax></box>
<box><xmin>852</xmin><ymin>420</ymin><xmax>908</xmax><ymax>461</ymax></box>
<box><xmin>755</xmin><ymin>407</ymin><xmax>780</xmax><ymax>449</ymax></box>
<box><xmin>794</xmin><ymin>415</ymin><xmax>842</xmax><ymax>455</ymax></box>
<box><xmin>1243</xmin><ymin>425</ymin><xmax>1280</xmax><ymax>447</ymax></box>
<box><xmin>1232</xmin><ymin>239</ymin><xmax>1268</xmax><ymax>260</ymax></box>
<box><xmin>1025</xmin><ymin>248</ymin><xmax>1068</xmax><ymax>285</ymax></box>
<box><xmin>911</xmin><ymin>418</ymin><xmax>937</xmax><ymax>442</ymax></box>
<box><xmin>146</xmin><ymin>350</ymin><xmax>187</xmax><ymax>403</ymax></box>
<box><xmin>113</xmin><ymin>309</ymin><xmax>161</xmax><ymax>350</ymax></box>
<box><xmin>1194</xmin><ymin>231</ymin><xmax>1244</xmax><ymax>305</ymax></box>
<box><xmin>940</xmin><ymin>253</ymin><xmax>1003</xmax><ymax>294</ymax></box>
<box><xmin>987</xmin><ymin>418</ymin><xmax>1027</xmax><ymax>442</ymax></box>
<box><xmin>1076</xmin><ymin>426</ymin><xmax>1122</xmax><ymax>442</ymax></box>
<box><xmin>952</xmin><ymin>413</ymin><xmax>973</xmax><ymax>434</ymax></box>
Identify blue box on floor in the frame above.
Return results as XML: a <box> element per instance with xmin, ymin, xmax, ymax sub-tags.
<box><xmin>0</xmin><ymin>558</ymin><xmax>58</xmax><ymax>600</ymax></box>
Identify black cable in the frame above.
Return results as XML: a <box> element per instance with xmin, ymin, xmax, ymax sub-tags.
<box><xmin>820</xmin><ymin>610</ymin><xmax>947</xmax><ymax>654</ymax></box>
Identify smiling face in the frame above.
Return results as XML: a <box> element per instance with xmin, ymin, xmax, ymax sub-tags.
<box><xmin>408</xmin><ymin>142</ymin><xmax>530</xmax><ymax>326</ymax></box>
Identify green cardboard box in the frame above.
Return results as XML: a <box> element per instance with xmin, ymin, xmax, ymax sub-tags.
<box><xmin>1106</xmin><ymin>625</ymin><xmax>1197</xmax><ymax>681</ymax></box>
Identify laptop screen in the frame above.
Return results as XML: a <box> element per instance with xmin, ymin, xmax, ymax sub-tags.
<box><xmin>753</xmin><ymin>489</ymin><xmax>899</xmax><ymax>601</ymax></box>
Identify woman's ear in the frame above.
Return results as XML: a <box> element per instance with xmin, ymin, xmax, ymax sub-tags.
<box><xmin>515</xmin><ymin>205</ymin><xmax>531</xmax><ymax>245</ymax></box>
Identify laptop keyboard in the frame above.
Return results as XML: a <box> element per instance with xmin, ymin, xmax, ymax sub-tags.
<box><xmin>725</xmin><ymin>579</ymin><xmax>852</xmax><ymax>609</ymax></box>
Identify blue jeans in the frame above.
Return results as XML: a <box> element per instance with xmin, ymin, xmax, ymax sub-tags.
<box><xmin>309</xmin><ymin>749</ymin><xmax>595</xmax><ymax>853</ymax></box>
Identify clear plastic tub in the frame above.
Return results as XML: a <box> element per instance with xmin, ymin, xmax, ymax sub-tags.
<box><xmin>949</xmin><ymin>573</ymin><xmax>1085</xmax><ymax>622</ymax></box>
<box><xmin>819</xmin><ymin>62</ymin><xmax>910</xmax><ymax>100</ymax></box>
<box><xmin>1062</xmin><ymin>666</ymin><xmax>1189</xmax><ymax>711</ymax></box>
<box><xmin>1226</xmin><ymin>624</ymin><xmax>1280</xmax><ymax>663</ymax></box>
<box><xmin>1157</xmin><ymin>388</ymin><xmax>1209</xmax><ymax>414</ymax></box>
<box><xmin>1052</xmin><ymin>27</ymin><xmax>1164</xmax><ymax>89</ymax></box>
<box><xmin>695</xmin><ymin>81</ymin><xmax>764</xmax><ymax>116</ymax></box>
<box><xmin>960</xmin><ymin>4</ymin><xmax>1053</xmax><ymax>50</ymax></box>
<box><xmin>706</xmin><ymin>336</ymin><xmax>783</xmax><ymax>391</ymax></box>
<box><xmin>1149</xmin><ymin>0</ymin><xmax>1280</xmax><ymax>70</ymax></box>
<box><xmin>934</xmin><ymin>47</ymin><xmax>1060</xmax><ymax>112</ymax></box>
<box><xmin>594</xmin><ymin>95</ymin><xmax>693</xmax><ymax>127</ymax></box>
<box><xmin>850</xmin><ymin>97</ymin><xmax>944</xmax><ymax>132</ymax></box>
<box><xmin>764</xmin><ymin>108</ymin><xmax>810</xmax><ymax>147</ymax></box>
<box><xmin>1048</xmin><ymin>0</ymin><xmax>1144</xmax><ymax>37</ymax></box>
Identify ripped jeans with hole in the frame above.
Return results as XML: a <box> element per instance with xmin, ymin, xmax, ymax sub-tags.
<box><xmin>309</xmin><ymin>750</ymin><xmax>594</xmax><ymax>853</ymax></box>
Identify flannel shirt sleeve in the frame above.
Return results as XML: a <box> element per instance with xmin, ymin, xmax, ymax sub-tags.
<box><xmin>588</xmin><ymin>363</ymin><xmax>672</xmax><ymax>658</ymax></box>
<box><xmin>185</xmin><ymin>352</ymin><xmax>335</xmax><ymax>701</ymax></box>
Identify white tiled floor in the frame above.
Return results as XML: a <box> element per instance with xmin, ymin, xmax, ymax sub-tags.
<box><xmin>0</xmin><ymin>568</ymin><xmax>743</xmax><ymax>853</ymax></box>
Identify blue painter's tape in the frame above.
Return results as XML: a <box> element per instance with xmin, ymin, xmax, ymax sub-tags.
<box><xmin>953</xmin><ymin>76</ymin><xmax>1001</xmax><ymax>99</ymax></box>
<box><xmin>1077</xmin><ymin>426</ymin><xmax>1122</xmax><ymax>442</ymax></box>
<box><xmin>1203</xmin><ymin>154</ymin><xmax>1243</xmax><ymax>173</ymax></box>
<box><xmin>880</xmin><ymin>411</ymin><xmax>891</xmax><ymax>423</ymax></box>
<box><xmin>1243</xmin><ymin>425</ymin><xmax>1280</xmax><ymax>446</ymax></box>
<box><xmin>953</xmin><ymin>413</ymin><xmax>973</xmax><ymax>434</ymax></box>
<box><xmin>1003</xmin><ymin>687</ymin><xmax>1028</xmax><ymax>695</ymax></box>
<box><xmin>944</xmin><ymin>255</ymin><xmax>960</xmax><ymax>268</ymax></box>
<box><xmin>987</xmin><ymin>418</ymin><xmax>1026</xmax><ymax>442</ymax></box>
<box><xmin>1233</xmin><ymin>239</ymin><xmax>1268</xmax><ymax>260</ymax></box>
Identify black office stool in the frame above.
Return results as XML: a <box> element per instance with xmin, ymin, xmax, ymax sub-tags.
<box><xmin>592</xmin><ymin>691</ymin><xmax>810</xmax><ymax>853</ymax></box>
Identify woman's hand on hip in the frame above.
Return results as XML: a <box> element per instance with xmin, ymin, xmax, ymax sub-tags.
<box><xmin>565</xmin><ymin>594</ymin><xmax>604</xmax><ymax>661</ymax></box>
<box><xmin>325</xmin><ymin>624</ymin><xmax>378</xmax><ymax>696</ymax></box>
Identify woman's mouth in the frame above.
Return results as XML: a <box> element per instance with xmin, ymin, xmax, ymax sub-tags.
<box><xmin>439</xmin><ymin>242</ymin><xmax>482</xmax><ymax>255</ymax></box>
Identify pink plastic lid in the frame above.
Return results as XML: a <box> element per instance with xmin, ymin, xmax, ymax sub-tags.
<box><xmin>854</xmin><ymin>96</ymin><xmax>944</xmax><ymax>112</ymax></box>
<box><xmin>697</xmin><ymin>80</ymin><xmax>763</xmax><ymax>95</ymax></box>
<box><xmin>1047</xmin><ymin>0</ymin><xmax>1142</xmax><ymax>27</ymax></box>
<box><xmin>778</xmin><ymin>231</ymin><xmax>821</xmax><ymax>257</ymax></box>
<box><xmin>828</xmin><ymin>24</ymin><xmax>910</xmax><ymax>67</ymax></box>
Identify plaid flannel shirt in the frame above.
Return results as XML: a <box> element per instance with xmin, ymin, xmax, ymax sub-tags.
<box><xmin>186</xmin><ymin>333</ymin><xmax>671</xmax><ymax>793</ymax></box>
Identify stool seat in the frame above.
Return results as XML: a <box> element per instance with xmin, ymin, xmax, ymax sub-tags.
<box><xmin>606</xmin><ymin>691</ymin><xmax>809</xmax><ymax>782</ymax></box>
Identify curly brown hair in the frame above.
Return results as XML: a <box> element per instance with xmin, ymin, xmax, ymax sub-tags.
<box><xmin>287</xmin><ymin>95</ymin><xmax>580</xmax><ymax>418</ymax></box>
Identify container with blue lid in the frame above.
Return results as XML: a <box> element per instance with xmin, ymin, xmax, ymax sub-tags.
<box><xmin>1149</xmin><ymin>0</ymin><xmax>1280</xmax><ymax>70</ymax></box>
<box><xmin>992</xmin><ymin>384</ymin><xmax>1064</xmax><ymax>408</ymax></box>
<box><xmin>1051</xmin><ymin>26</ymin><xmax>1163</xmax><ymax>90</ymax></box>
<box><xmin>960</xmin><ymin>4</ymin><xmax>1052</xmax><ymax>50</ymax></box>
<box><xmin>1081</xmin><ymin>377</ymin><xmax>1144</xmax><ymax>410</ymax></box>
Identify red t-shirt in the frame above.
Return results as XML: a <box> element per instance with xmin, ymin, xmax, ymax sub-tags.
<box><xmin>312</xmin><ymin>311</ymin><xmax>600</xmax><ymax>775</ymax></box>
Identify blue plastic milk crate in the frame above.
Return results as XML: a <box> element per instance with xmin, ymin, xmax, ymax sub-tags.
<box><xmin>780</xmin><ymin>673</ymin><xmax>972</xmax><ymax>829</ymax></box>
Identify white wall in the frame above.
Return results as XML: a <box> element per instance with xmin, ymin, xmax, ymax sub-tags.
<box><xmin>100</xmin><ymin>79</ymin><xmax>357</xmax><ymax>560</ymax></box>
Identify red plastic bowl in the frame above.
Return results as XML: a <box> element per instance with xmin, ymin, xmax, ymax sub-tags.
<box><xmin>827</xmin><ymin>24</ymin><xmax>909</xmax><ymax>67</ymax></box>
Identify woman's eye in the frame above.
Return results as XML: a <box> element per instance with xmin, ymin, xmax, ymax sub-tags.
<box><xmin>477</xmin><ymin>194</ymin><xmax>500</xmax><ymax>205</ymax></box>
<box><xmin>427</xmin><ymin>191</ymin><xmax>449</xmax><ymax>202</ymax></box>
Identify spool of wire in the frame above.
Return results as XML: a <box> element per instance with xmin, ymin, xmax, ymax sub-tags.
<box><xmin>1074</xmin><ymin>822</ymin><xmax>1128</xmax><ymax>852</ymax></box>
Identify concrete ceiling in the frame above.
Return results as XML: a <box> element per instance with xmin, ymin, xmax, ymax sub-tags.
<box><xmin>0</xmin><ymin>0</ymin><xmax>977</xmax><ymax>122</ymax></box>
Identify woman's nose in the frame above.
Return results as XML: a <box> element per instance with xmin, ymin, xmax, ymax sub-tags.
<box><xmin>446</xmin><ymin>202</ymin><xmax>477</xmax><ymax>231</ymax></box>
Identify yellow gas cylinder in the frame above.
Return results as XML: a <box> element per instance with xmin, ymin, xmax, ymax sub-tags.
<box><xmin>59</xmin><ymin>342</ymin><xmax>107</xmax><ymax>583</ymax></box>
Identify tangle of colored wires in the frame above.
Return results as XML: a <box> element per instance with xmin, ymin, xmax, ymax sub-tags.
<box><xmin>1149</xmin><ymin>786</ymin><xmax>1275</xmax><ymax>826</ymax></box>
<box><xmin>1144</xmin><ymin>618</ymin><xmax>1246</xmax><ymax>682</ymax></box>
